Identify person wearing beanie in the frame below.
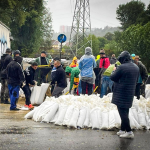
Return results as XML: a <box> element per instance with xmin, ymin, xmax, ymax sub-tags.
<box><xmin>69</xmin><ymin>56</ymin><xmax>78</xmax><ymax>67</ymax></box>
<box><xmin>13</xmin><ymin>50</ymin><xmax>21</xmax><ymax>58</ymax></box>
<box><xmin>79</xmin><ymin>47</ymin><xmax>96</xmax><ymax>95</ymax></box>
<box><xmin>1</xmin><ymin>48</ymin><xmax>13</xmax><ymax>104</ymax></box>
<box><xmin>34</xmin><ymin>51</ymin><xmax>52</xmax><ymax>85</ymax></box>
<box><xmin>100</xmin><ymin>61</ymin><xmax>121</xmax><ymax>98</ymax></box>
<box><xmin>6</xmin><ymin>56</ymin><xmax>25</xmax><ymax>111</ymax></box>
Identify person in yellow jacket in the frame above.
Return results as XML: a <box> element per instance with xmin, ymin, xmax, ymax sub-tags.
<box><xmin>70</xmin><ymin>56</ymin><xmax>78</xmax><ymax>67</ymax></box>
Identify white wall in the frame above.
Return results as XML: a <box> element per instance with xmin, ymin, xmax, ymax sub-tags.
<box><xmin>0</xmin><ymin>22</ymin><xmax>10</xmax><ymax>59</ymax></box>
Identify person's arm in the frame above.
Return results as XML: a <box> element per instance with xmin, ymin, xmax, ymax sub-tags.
<box><xmin>110</xmin><ymin>66</ymin><xmax>122</xmax><ymax>82</ymax></box>
<box><xmin>70</xmin><ymin>71</ymin><xmax>75</xmax><ymax>90</ymax></box>
<box><xmin>93</xmin><ymin>57</ymin><xmax>96</xmax><ymax>68</ymax></box>
<box><xmin>18</xmin><ymin>65</ymin><xmax>25</xmax><ymax>84</ymax></box>
<box><xmin>141</xmin><ymin>63</ymin><xmax>148</xmax><ymax>83</ymax></box>
<box><xmin>27</xmin><ymin>70</ymin><xmax>35</xmax><ymax>85</ymax></box>
<box><xmin>79</xmin><ymin>60</ymin><xmax>82</xmax><ymax>70</ymax></box>
<box><xmin>51</xmin><ymin>69</ymin><xmax>59</xmax><ymax>83</ymax></box>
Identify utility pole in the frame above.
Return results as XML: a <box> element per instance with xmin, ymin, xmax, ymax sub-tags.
<box><xmin>69</xmin><ymin>0</ymin><xmax>92</xmax><ymax>57</ymax></box>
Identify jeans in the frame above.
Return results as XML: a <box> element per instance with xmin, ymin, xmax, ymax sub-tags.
<box><xmin>117</xmin><ymin>107</ymin><xmax>131</xmax><ymax>132</ymax></box>
<box><xmin>22</xmin><ymin>85</ymin><xmax>31</xmax><ymax>105</ymax></box>
<box><xmin>8</xmin><ymin>84</ymin><xmax>20</xmax><ymax>110</ymax></box>
<box><xmin>81</xmin><ymin>81</ymin><xmax>93</xmax><ymax>95</ymax></box>
<box><xmin>100</xmin><ymin>76</ymin><xmax>113</xmax><ymax>98</ymax></box>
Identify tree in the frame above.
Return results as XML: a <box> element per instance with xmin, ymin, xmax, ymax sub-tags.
<box><xmin>116</xmin><ymin>1</ymin><xmax>145</xmax><ymax>30</ymax></box>
<box><xmin>118</xmin><ymin>23</ymin><xmax>150</xmax><ymax>71</ymax></box>
<box><xmin>97</xmin><ymin>37</ymin><xmax>108</xmax><ymax>49</ymax></box>
<box><xmin>104</xmin><ymin>32</ymin><xmax>114</xmax><ymax>41</ymax></box>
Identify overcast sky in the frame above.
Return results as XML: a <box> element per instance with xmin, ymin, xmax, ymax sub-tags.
<box><xmin>46</xmin><ymin>0</ymin><xmax>150</xmax><ymax>32</ymax></box>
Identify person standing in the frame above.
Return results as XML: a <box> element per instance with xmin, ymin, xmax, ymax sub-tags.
<box><xmin>6</xmin><ymin>56</ymin><xmax>25</xmax><ymax>111</ymax></box>
<box><xmin>1</xmin><ymin>48</ymin><xmax>13</xmax><ymax>104</ymax></box>
<box><xmin>34</xmin><ymin>51</ymin><xmax>52</xmax><ymax>85</ymax></box>
<box><xmin>100</xmin><ymin>61</ymin><xmax>121</xmax><ymax>98</ymax></box>
<box><xmin>22</xmin><ymin>62</ymin><xmax>38</xmax><ymax>109</ymax></box>
<box><xmin>69</xmin><ymin>56</ymin><xmax>78</xmax><ymax>67</ymax></box>
<box><xmin>110</xmin><ymin>51</ymin><xmax>139</xmax><ymax>139</ymax></box>
<box><xmin>51</xmin><ymin>60</ymin><xmax>67</xmax><ymax>97</ymax></box>
<box><xmin>110</xmin><ymin>54</ymin><xmax>117</xmax><ymax>64</ymax></box>
<box><xmin>79</xmin><ymin>47</ymin><xmax>96</xmax><ymax>95</ymax></box>
<box><xmin>134</xmin><ymin>56</ymin><xmax>148</xmax><ymax>99</ymax></box>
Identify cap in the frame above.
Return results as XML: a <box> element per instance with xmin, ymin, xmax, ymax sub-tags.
<box><xmin>100</xmin><ymin>49</ymin><xmax>105</xmax><ymax>54</ymax></box>
<box><xmin>131</xmin><ymin>54</ymin><xmax>135</xmax><ymax>57</ymax></box>
<box><xmin>41</xmin><ymin>51</ymin><xmax>46</xmax><ymax>54</ymax></box>
<box><xmin>135</xmin><ymin>56</ymin><xmax>141</xmax><ymax>59</ymax></box>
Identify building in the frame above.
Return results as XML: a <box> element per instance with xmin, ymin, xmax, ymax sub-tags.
<box><xmin>0</xmin><ymin>21</ymin><xmax>11</xmax><ymax>58</ymax></box>
<box><xmin>59</xmin><ymin>26</ymin><xmax>72</xmax><ymax>33</ymax></box>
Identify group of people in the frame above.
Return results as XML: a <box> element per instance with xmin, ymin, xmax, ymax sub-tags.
<box><xmin>0</xmin><ymin>46</ymin><xmax>149</xmax><ymax>139</ymax></box>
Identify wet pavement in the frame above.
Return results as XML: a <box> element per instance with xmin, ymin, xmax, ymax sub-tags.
<box><xmin>0</xmin><ymin>100</ymin><xmax>150</xmax><ymax>150</ymax></box>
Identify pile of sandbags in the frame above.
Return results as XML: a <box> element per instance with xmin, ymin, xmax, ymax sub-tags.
<box><xmin>145</xmin><ymin>84</ymin><xmax>150</xmax><ymax>99</ymax></box>
<box><xmin>25</xmin><ymin>94</ymin><xmax>150</xmax><ymax>130</ymax></box>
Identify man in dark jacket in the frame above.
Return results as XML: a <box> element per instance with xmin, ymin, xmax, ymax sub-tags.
<box><xmin>110</xmin><ymin>51</ymin><xmax>139</xmax><ymax>139</ymax></box>
<box><xmin>1</xmin><ymin>48</ymin><xmax>13</xmax><ymax>104</ymax></box>
<box><xmin>7</xmin><ymin>56</ymin><xmax>25</xmax><ymax>111</ymax></box>
<box><xmin>51</xmin><ymin>60</ymin><xmax>67</xmax><ymax>97</ymax></box>
<box><xmin>22</xmin><ymin>62</ymin><xmax>38</xmax><ymax>109</ymax></box>
<box><xmin>110</xmin><ymin>54</ymin><xmax>117</xmax><ymax>64</ymax></box>
<box><xmin>134</xmin><ymin>56</ymin><xmax>148</xmax><ymax>99</ymax></box>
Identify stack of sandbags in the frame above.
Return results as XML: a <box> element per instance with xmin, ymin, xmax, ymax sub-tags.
<box><xmin>145</xmin><ymin>84</ymin><xmax>150</xmax><ymax>99</ymax></box>
<box><xmin>25</xmin><ymin>94</ymin><xmax>150</xmax><ymax>130</ymax></box>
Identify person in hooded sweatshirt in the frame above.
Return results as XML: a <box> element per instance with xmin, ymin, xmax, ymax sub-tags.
<box><xmin>79</xmin><ymin>47</ymin><xmax>96</xmax><ymax>95</ymax></box>
<box><xmin>110</xmin><ymin>51</ymin><xmax>139</xmax><ymax>139</ymax></box>
<box><xmin>6</xmin><ymin>56</ymin><xmax>25</xmax><ymax>111</ymax></box>
<box><xmin>110</xmin><ymin>54</ymin><xmax>117</xmax><ymax>64</ymax></box>
<box><xmin>1</xmin><ymin>48</ymin><xmax>13</xmax><ymax>104</ymax></box>
<box><xmin>70</xmin><ymin>56</ymin><xmax>78</xmax><ymax>67</ymax></box>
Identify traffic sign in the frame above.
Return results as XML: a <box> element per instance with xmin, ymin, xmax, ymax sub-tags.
<box><xmin>58</xmin><ymin>34</ymin><xmax>67</xmax><ymax>43</ymax></box>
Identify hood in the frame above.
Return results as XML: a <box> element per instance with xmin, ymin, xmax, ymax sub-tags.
<box><xmin>85</xmin><ymin>47</ymin><xmax>92</xmax><ymax>55</ymax></box>
<box><xmin>73</xmin><ymin>56</ymin><xmax>77</xmax><ymax>61</ymax></box>
<box><xmin>117</xmin><ymin>51</ymin><xmax>131</xmax><ymax>64</ymax></box>
<box><xmin>96</xmin><ymin>55</ymin><xmax>100</xmax><ymax>59</ymax></box>
<box><xmin>14</xmin><ymin>56</ymin><xmax>23</xmax><ymax>64</ymax></box>
<box><xmin>65</xmin><ymin>66</ymin><xmax>72</xmax><ymax>73</ymax></box>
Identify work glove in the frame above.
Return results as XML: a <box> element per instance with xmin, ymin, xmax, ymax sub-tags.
<box><xmin>21</xmin><ymin>81</ymin><xmax>26</xmax><ymax>88</ymax></box>
<box><xmin>34</xmin><ymin>80</ymin><xmax>38</xmax><ymax>86</ymax></box>
<box><xmin>141</xmin><ymin>81</ymin><xmax>145</xmax><ymax>86</ymax></box>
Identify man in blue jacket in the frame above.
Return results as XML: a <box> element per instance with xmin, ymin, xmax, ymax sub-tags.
<box><xmin>79</xmin><ymin>47</ymin><xmax>96</xmax><ymax>95</ymax></box>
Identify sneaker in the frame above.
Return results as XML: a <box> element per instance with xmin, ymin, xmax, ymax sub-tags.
<box><xmin>117</xmin><ymin>130</ymin><xmax>125</xmax><ymax>136</ymax></box>
<box><xmin>10</xmin><ymin>108</ymin><xmax>20</xmax><ymax>111</ymax></box>
<box><xmin>24</xmin><ymin>105</ymin><xmax>29</xmax><ymax>108</ymax></box>
<box><xmin>28</xmin><ymin>104</ymin><xmax>34</xmax><ymax>109</ymax></box>
<box><xmin>120</xmin><ymin>132</ymin><xmax>134</xmax><ymax>139</ymax></box>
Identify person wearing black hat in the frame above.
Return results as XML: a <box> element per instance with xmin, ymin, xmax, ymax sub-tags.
<box><xmin>13</xmin><ymin>50</ymin><xmax>21</xmax><ymax>58</ymax></box>
<box><xmin>110</xmin><ymin>51</ymin><xmax>139</xmax><ymax>139</ymax></box>
<box><xmin>1</xmin><ymin>48</ymin><xmax>13</xmax><ymax>104</ymax></box>
<box><xmin>34</xmin><ymin>51</ymin><xmax>52</xmax><ymax>85</ymax></box>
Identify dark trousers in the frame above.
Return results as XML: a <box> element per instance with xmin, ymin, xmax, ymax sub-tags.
<box><xmin>135</xmin><ymin>83</ymin><xmax>142</xmax><ymax>99</ymax></box>
<box><xmin>81</xmin><ymin>81</ymin><xmax>93</xmax><ymax>95</ymax></box>
<box><xmin>1</xmin><ymin>78</ymin><xmax>9</xmax><ymax>101</ymax></box>
<box><xmin>117</xmin><ymin>107</ymin><xmax>131</xmax><ymax>132</ymax></box>
<box><xmin>52</xmin><ymin>86</ymin><xmax>65</xmax><ymax>98</ymax></box>
<box><xmin>22</xmin><ymin>85</ymin><xmax>31</xmax><ymax>105</ymax></box>
<box><xmin>141</xmin><ymin>83</ymin><xmax>146</xmax><ymax>97</ymax></box>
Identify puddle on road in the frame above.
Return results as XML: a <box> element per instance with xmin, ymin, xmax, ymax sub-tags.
<box><xmin>0</xmin><ymin>126</ymin><xmax>31</xmax><ymax>134</ymax></box>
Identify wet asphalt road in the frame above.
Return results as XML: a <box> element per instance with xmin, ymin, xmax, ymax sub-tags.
<box><xmin>0</xmin><ymin>102</ymin><xmax>150</xmax><ymax>150</ymax></box>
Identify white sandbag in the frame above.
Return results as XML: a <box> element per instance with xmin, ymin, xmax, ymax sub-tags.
<box><xmin>63</xmin><ymin>105</ymin><xmax>74</xmax><ymax>126</ymax></box>
<box><xmin>24</xmin><ymin>107</ymin><xmax>38</xmax><ymax>119</ymax></box>
<box><xmin>113</xmin><ymin>110</ymin><xmax>121</xmax><ymax>128</ymax></box>
<box><xmin>77</xmin><ymin>107</ymin><xmax>87</xmax><ymax>128</ymax></box>
<box><xmin>108</xmin><ymin>110</ymin><xmax>115</xmax><ymax>130</ymax></box>
<box><xmin>50</xmin><ymin>110</ymin><xmax>59</xmax><ymax>123</ymax></box>
<box><xmin>35</xmin><ymin>83</ymin><xmax>49</xmax><ymax>105</ymax></box>
<box><xmin>83</xmin><ymin>107</ymin><xmax>90</xmax><ymax>128</ymax></box>
<box><xmin>69</xmin><ymin>107</ymin><xmax>80</xmax><ymax>128</ymax></box>
<box><xmin>131</xmin><ymin>107</ymin><xmax>139</xmax><ymax>123</ymax></box>
<box><xmin>42</xmin><ymin>103</ymin><xmax>59</xmax><ymax>123</ymax></box>
<box><xmin>145</xmin><ymin>84</ymin><xmax>150</xmax><ymax>99</ymax></box>
<box><xmin>101</xmin><ymin>111</ymin><xmax>109</xmax><ymax>130</ymax></box>
<box><xmin>30</xmin><ymin>86</ymin><xmax>41</xmax><ymax>105</ymax></box>
<box><xmin>90</xmin><ymin>108</ymin><xmax>100</xmax><ymax>129</ymax></box>
<box><xmin>138</xmin><ymin>108</ymin><xmax>147</xmax><ymax>128</ymax></box>
<box><xmin>63</xmin><ymin>78</ymin><xmax>70</xmax><ymax>94</ymax></box>
<box><xmin>55</xmin><ymin>104</ymin><xmax>68</xmax><ymax>125</ymax></box>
